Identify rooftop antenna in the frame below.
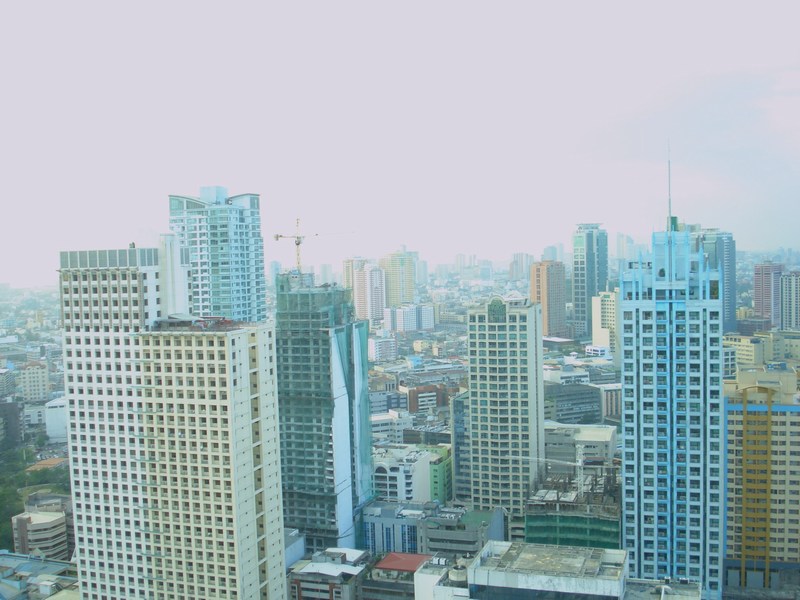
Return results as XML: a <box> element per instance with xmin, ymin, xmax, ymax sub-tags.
<box><xmin>667</xmin><ymin>141</ymin><xmax>673</xmax><ymax>231</ymax></box>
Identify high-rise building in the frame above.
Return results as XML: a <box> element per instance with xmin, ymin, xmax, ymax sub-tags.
<box><xmin>619</xmin><ymin>225</ymin><xmax>724</xmax><ymax>597</ymax></box>
<box><xmin>780</xmin><ymin>271</ymin><xmax>800</xmax><ymax>330</ymax></box>
<box><xmin>753</xmin><ymin>262</ymin><xmax>784</xmax><ymax>328</ymax></box>
<box><xmin>510</xmin><ymin>253</ymin><xmax>534</xmax><ymax>282</ymax></box>
<box><xmin>460</xmin><ymin>295</ymin><xmax>544</xmax><ymax>540</ymax></box>
<box><xmin>169</xmin><ymin>186</ymin><xmax>266</xmax><ymax>322</ymax></box>
<box><xmin>342</xmin><ymin>257</ymin><xmax>368</xmax><ymax>290</ymax></box>
<box><xmin>379</xmin><ymin>250</ymin><xmax>416</xmax><ymax>307</ymax></box>
<box><xmin>572</xmin><ymin>224</ymin><xmax>608</xmax><ymax>338</ymax></box>
<box><xmin>592</xmin><ymin>289</ymin><xmax>620</xmax><ymax>367</ymax></box>
<box><xmin>352</xmin><ymin>263</ymin><xmax>386</xmax><ymax>328</ymax></box>
<box><xmin>690</xmin><ymin>229</ymin><xmax>736</xmax><ymax>333</ymax></box>
<box><xmin>724</xmin><ymin>365</ymin><xmax>800</xmax><ymax>590</ymax></box>
<box><xmin>529</xmin><ymin>261</ymin><xmax>567</xmax><ymax>337</ymax></box>
<box><xmin>61</xmin><ymin>241</ymin><xmax>286</xmax><ymax>599</ymax></box>
<box><xmin>275</xmin><ymin>272</ymin><xmax>372</xmax><ymax>553</ymax></box>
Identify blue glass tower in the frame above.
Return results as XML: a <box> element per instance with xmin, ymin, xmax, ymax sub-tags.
<box><xmin>620</xmin><ymin>223</ymin><xmax>725</xmax><ymax>597</ymax></box>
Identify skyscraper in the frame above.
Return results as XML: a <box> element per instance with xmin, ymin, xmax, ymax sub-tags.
<box><xmin>461</xmin><ymin>294</ymin><xmax>544</xmax><ymax>540</ymax></box>
<box><xmin>169</xmin><ymin>186</ymin><xmax>266</xmax><ymax>322</ymax></box>
<box><xmin>691</xmin><ymin>229</ymin><xmax>736</xmax><ymax>333</ymax></box>
<box><xmin>780</xmin><ymin>271</ymin><xmax>800</xmax><ymax>331</ymax></box>
<box><xmin>529</xmin><ymin>260</ymin><xmax>567</xmax><ymax>337</ymax></box>
<box><xmin>352</xmin><ymin>262</ymin><xmax>386</xmax><ymax>328</ymax></box>
<box><xmin>592</xmin><ymin>289</ymin><xmax>620</xmax><ymax>367</ymax></box>
<box><xmin>619</xmin><ymin>225</ymin><xmax>724</xmax><ymax>597</ymax></box>
<box><xmin>753</xmin><ymin>262</ymin><xmax>784</xmax><ymax>328</ymax></box>
<box><xmin>61</xmin><ymin>240</ymin><xmax>285</xmax><ymax>599</ymax></box>
<box><xmin>275</xmin><ymin>272</ymin><xmax>372</xmax><ymax>552</ymax></box>
<box><xmin>379</xmin><ymin>250</ymin><xmax>416</xmax><ymax>308</ymax></box>
<box><xmin>572</xmin><ymin>224</ymin><xmax>608</xmax><ymax>338</ymax></box>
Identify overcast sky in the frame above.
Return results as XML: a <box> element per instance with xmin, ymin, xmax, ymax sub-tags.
<box><xmin>2</xmin><ymin>2</ymin><xmax>799</xmax><ymax>287</ymax></box>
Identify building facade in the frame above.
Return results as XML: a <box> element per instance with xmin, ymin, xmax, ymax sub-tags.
<box><xmin>461</xmin><ymin>295</ymin><xmax>545</xmax><ymax>540</ymax></box>
<box><xmin>276</xmin><ymin>272</ymin><xmax>372</xmax><ymax>552</ymax></box>
<box><xmin>530</xmin><ymin>260</ymin><xmax>567</xmax><ymax>337</ymax></box>
<box><xmin>61</xmin><ymin>242</ymin><xmax>285</xmax><ymax>599</ymax></box>
<box><xmin>169</xmin><ymin>186</ymin><xmax>266</xmax><ymax>322</ymax></box>
<box><xmin>753</xmin><ymin>262</ymin><xmax>784</xmax><ymax>328</ymax></box>
<box><xmin>780</xmin><ymin>270</ymin><xmax>800</xmax><ymax>331</ymax></box>
<box><xmin>592</xmin><ymin>289</ymin><xmax>621</xmax><ymax>367</ymax></box>
<box><xmin>379</xmin><ymin>250</ymin><xmax>417</xmax><ymax>308</ymax></box>
<box><xmin>619</xmin><ymin>225</ymin><xmax>724</xmax><ymax>596</ymax></box>
<box><xmin>572</xmin><ymin>224</ymin><xmax>608</xmax><ymax>338</ymax></box>
<box><xmin>352</xmin><ymin>263</ymin><xmax>386</xmax><ymax>328</ymax></box>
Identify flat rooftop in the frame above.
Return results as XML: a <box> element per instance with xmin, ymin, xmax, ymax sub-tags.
<box><xmin>625</xmin><ymin>579</ymin><xmax>701</xmax><ymax>599</ymax></box>
<box><xmin>476</xmin><ymin>542</ymin><xmax>626</xmax><ymax>581</ymax></box>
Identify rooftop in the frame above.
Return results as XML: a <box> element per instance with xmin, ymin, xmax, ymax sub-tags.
<box><xmin>375</xmin><ymin>552</ymin><xmax>432</xmax><ymax>573</ymax></box>
<box><xmin>475</xmin><ymin>542</ymin><xmax>626</xmax><ymax>581</ymax></box>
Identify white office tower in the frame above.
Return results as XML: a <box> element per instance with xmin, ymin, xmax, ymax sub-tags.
<box><xmin>169</xmin><ymin>186</ymin><xmax>267</xmax><ymax>322</ymax></box>
<box><xmin>464</xmin><ymin>295</ymin><xmax>544</xmax><ymax>540</ymax></box>
<box><xmin>781</xmin><ymin>270</ymin><xmax>800</xmax><ymax>330</ymax></box>
<box><xmin>352</xmin><ymin>263</ymin><xmax>386</xmax><ymax>328</ymax></box>
<box><xmin>619</xmin><ymin>223</ymin><xmax>724</xmax><ymax>598</ymax></box>
<box><xmin>61</xmin><ymin>239</ymin><xmax>285</xmax><ymax>599</ymax></box>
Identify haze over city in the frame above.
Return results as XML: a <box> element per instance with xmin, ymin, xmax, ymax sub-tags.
<box><xmin>1</xmin><ymin>2</ymin><xmax>799</xmax><ymax>287</ymax></box>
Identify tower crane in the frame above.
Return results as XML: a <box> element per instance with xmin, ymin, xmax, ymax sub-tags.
<box><xmin>274</xmin><ymin>218</ymin><xmax>319</xmax><ymax>273</ymax></box>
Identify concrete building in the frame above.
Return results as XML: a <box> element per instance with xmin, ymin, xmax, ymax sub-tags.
<box><xmin>687</xmin><ymin>228</ymin><xmax>737</xmax><ymax>334</ymax></box>
<box><xmin>24</xmin><ymin>492</ymin><xmax>74</xmax><ymax>558</ymax></box>
<box><xmin>572</xmin><ymin>224</ymin><xmax>608</xmax><ymax>338</ymax></box>
<box><xmin>780</xmin><ymin>270</ymin><xmax>800</xmax><ymax>331</ymax></box>
<box><xmin>619</xmin><ymin>223</ymin><xmax>724</xmax><ymax>596</ymax></box>
<box><xmin>724</xmin><ymin>334</ymin><xmax>766</xmax><ymax>367</ymax></box>
<box><xmin>362</xmin><ymin>501</ymin><xmax>505</xmax><ymax>559</ymax></box>
<box><xmin>403</xmin><ymin>383</ymin><xmax>448</xmax><ymax>413</ymax></box>
<box><xmin>543</xmin><ymin>382</ymin><xmax>603</xmax><ymax>424</ymax></box>
<box><xmin>371</xmin><ymin>410</ymin><xmax>415</xmax><ymax>443</ymax></box>
<box><xmin>276</xmin><ymin>272</ymin><xmax>372</xmax><ymax>552</ymax></box>
<box><xmin>592</xmin><ymin>289</ymin><xmax>621</xmax><ymax>368</ymax></box>
<box><xmin>530</xmin><ymin>261</ymin><xmax>567</xmax><ymax>337</ymax></box>
<box><xmin>544</xmin><ymin>421</ymin><xmax>617</xmax><ymax>474</ymax></box>
<box><xmin>12</xmin><ymin>512</ymin><xmax>68</xmax><ymax>560</ymax></box>
<box><xmin>44</xmin><ymin>397</ymin><xmax>67</xmax><ymax>443</ymax></box>
<box><xmin>169</xmin><ymin>186</ymin><xmax>266</xmax><ymax>322</ymax></box>
<box><xmin>287</xmin><ymin>548</ymin><xmax>369</xmax><ymax>600</ymax></box>
<box><xmin>17</xmin><ymin>361</ymin><xmax>50</xmax><ymax>403</ymax></box>
<box><xmin>724</xmin><ymin>364</ymin><xmax>800</xmax><ymax>591</ymax></box>
<box><xmin>353</xmin><ymin>262</ymin><xmax>387</xmax><ymax>328</ymax></box>
<box><xmin>60</xmin><ymin>242</ymin><xmax>286</xmax><ymax>599</ymax></box>
<box><xmin>460</xmin><ymin>295</ymin><xmax>544</xmax><ymax>540</ymax></box>
<box><xmin>753</xmin><ymin>262</ymin><xmax>784</xmax><ymax>328</ymax></box>
<box><xmin>384</xmin><ymin>304</ymin><xmax>435</xmax><ymax>332</ymax></box>
<box><xmin>0</xmin><ymin>552</ymin><xmax>80</xmax><ymax>599</ymax></box>
<box><xmin>372</xmin><ymin>444</ymin><xmax>452</xmax><ymax>503</ymax></box>
<box><xmin>369</xmin><ymin>335</ymin><xmax>398</xmax><ymax>363</ymax></box>
<box><xmin>380</xmin><ymin>250</ymin><xmax>417</xmax><ymax>308</ymax></box>
<box><xmin>594</xmin><ymin>382</ymin><xmax>623</xmax><ymax>421</ymax></box>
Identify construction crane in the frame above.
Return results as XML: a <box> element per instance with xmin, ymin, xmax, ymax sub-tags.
<box><xmin>274</xmin><ymin>218</ymin><xmax>319</xmax><ymax>273</ymax></box>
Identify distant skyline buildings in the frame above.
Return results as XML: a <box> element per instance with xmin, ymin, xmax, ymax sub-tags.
<box><xmin>572</xmin><ymin>223</ymin><xmax>608</xmax><ymax>338</ymax></box>
<box><xmin>529</xmin><ymin>260</ymin><xmax>567</xmax><ymax>337</ymax></box>
<box><xmin>169</xmin><ymin>186</ymin><xmax>266</xmax><ymax>322</ymax></box>
<box><xmin>781</xmin><ymin>271</ymin><xmax>800</xmax><ymax>331</ymax></box>
<box><xmin>754</xmin><ymin>262</ymin><xmax>784</xmax><ymax>328</ymax></box>
<box><xmin>379</xmin><ymin>250</ymin><xmax>417</xmax><ymax>308</ymax></box>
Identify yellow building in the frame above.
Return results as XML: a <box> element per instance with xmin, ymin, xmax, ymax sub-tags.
<box><xmin>725</xmin><ymin>365</ymin><xmax>800</xmax><ymax>590</ymax></box>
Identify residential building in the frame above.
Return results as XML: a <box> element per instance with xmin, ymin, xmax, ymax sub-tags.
<box><xmin>276</xmin><ymin>272</ymin><xmax>372</xmax><ymax>552</ymax></box>
<box><xmin>383</xmin><ymin>305</ymin><xmax>435</xmax><ymax>332</ymax></box>
<box><xmin>780</xmin><ymin>270</ymin><xmax>800</xmax><ymax>331</ymax></box>
<box><xmin>17</xmin><ymin>361</ymin><xmax>50</xmax><ymax>403</ymax></box>
<box><xmin>592</xmin><ymin>289</ymin><xmax>621</xmax><ymax>367</ymax></box>
<box><xmin>753</xmin><ymin>262</ymin><xmax>784</xmax><ymax>328</ymax></box>
<box><xmin>572</xmin><ymin>224</ymin><xmax>608</xmax><ymax>338</ymax></box>
<box><xmin>530</xmin><ymin>260</ymin><xmax>567</xmax><ymax>337</ymax></box>
<box><xmin>343</xmin><ymin>257</ymin><xmax>368</xmax><ymax>290</ymax></box>
<box><xmin>460</xmin><ymin>295</ymin><xmax>544</xmax><ymax>540</ymax></box>
<box><xmin>372</xmin><ymin>444</ymin><xmax>452</xmax><ymax>503</ymax></box>
<box><xmin>61</xmin><ymin>242</ymin><xmax>285</xmax><ymax>599</ymax></box>
<box><xmin>619</xmin><ymin>224</ymin><xmax>724</xmax><ymax>596</ymax></box>
<box><xmin>12</xmin><ymin>512</ymin><xmax>68</xmax><ymax>560</ymax></box>
<box><xmin>724</xmin><ymin>365</ymin><xmax>800</xmax><ymax>591</ymax></box>
<box><xmin>371</xmin><ymin>410</ymin><xmax>415</xmax><ymax>443</ymax></box>
<box><xmin>353</xmin><ymin>263</ymin><xmax>387</xmax><ymax>328</ymax></box>
<box><xmin>360</xmin><ymin>552</ymin><xmax>432</xmax><ymax>600</ymax></box>
<box><xmin>169</xmin><ymin>186</ymin><xmax>266</xmax><ymax>322</ymax></box>
<box><xmin>690</xmin><ymin>228</ymin><xmax>736</xmax><ymax>333</ymax></box>
<box><xmin>380</xmin><ymin>250</ymin><xmax>417</xmax><ymax>308</ymax></box>
<box><xmin>369</xmin><ymin>335</ymin><xmax>398</xmax><ymax>363</ymax></box>
<box><xmin>723</xmin><ymin>334</ymin><xmax>766</xmax><ymax>367</ymax></box>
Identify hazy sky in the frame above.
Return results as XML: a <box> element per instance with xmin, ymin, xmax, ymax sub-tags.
<box><xmin>2</xmin><ymin>2</ymin><xmax>799</xmax><ymax>287</ymax></box>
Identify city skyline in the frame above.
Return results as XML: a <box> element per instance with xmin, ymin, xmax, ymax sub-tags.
<box><xmin>3</xmin><ymin>3</ymin><xmax>800</xmax><ymax>287</ymax></box>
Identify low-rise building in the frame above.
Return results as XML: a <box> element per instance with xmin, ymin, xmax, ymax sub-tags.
<box><xmin>361</xmin><ymin>552</ymin><xmax>432</xmax><ymax>600</ymax></box>
<box><xmin>543</xmin><ymin>382</ymin><xmax>603</xmax><ymax>424</ymax></box>
<box><xmin>372</xmin><ymin>444</ymin><xmax>452</xmax><ymax>503</ymax></box>
<box><xmin>288</xmin><ymin>548</ymin><xmax>368</xmax><ymax>600</ymax></box>
<box><xmin>12</xmin><ymin>512</ymin><xmax>68</xmax><ymax>560</ymax></box>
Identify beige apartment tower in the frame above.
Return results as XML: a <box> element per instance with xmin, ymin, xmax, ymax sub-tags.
<box><xmin>529</xmin><ymin>261</ymin><xmax>567</xmax><ymax>337</ymax></box>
